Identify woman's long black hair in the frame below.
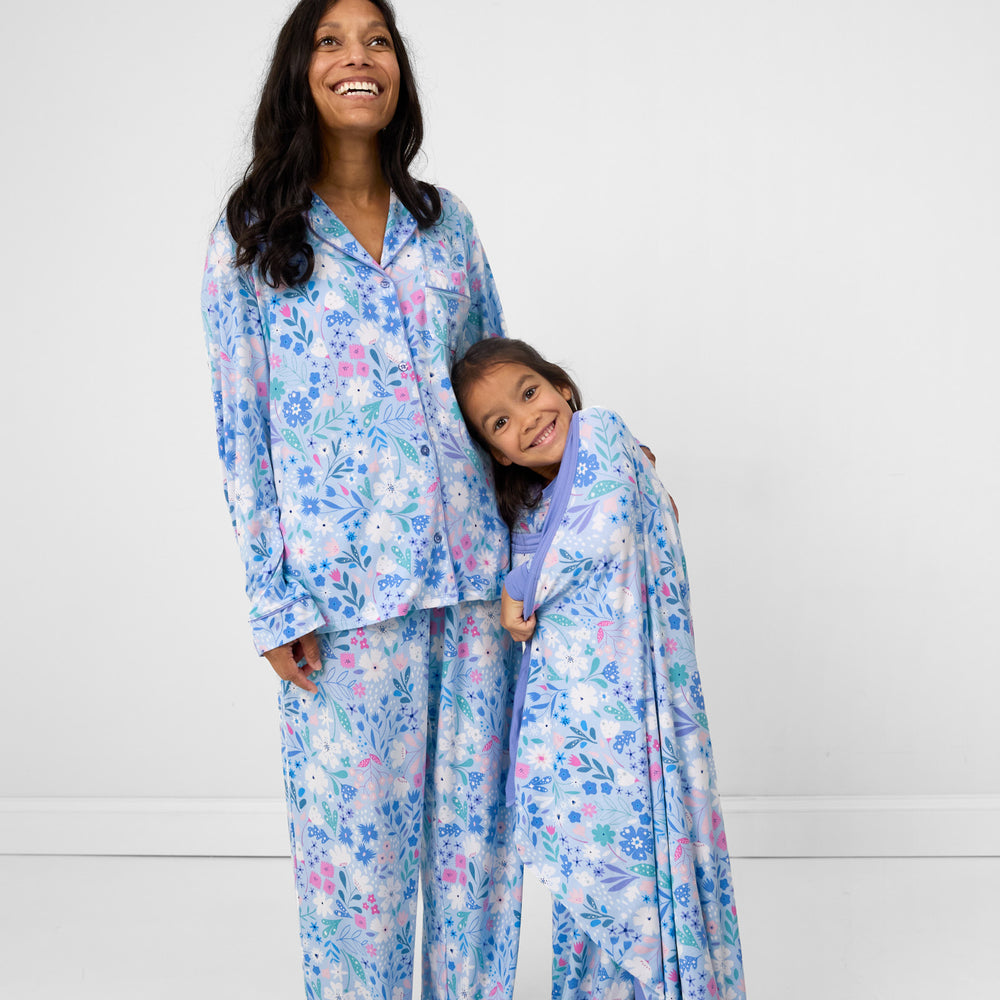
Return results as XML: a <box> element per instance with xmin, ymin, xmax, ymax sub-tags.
<box><xmin>225</xmin><ymin>0</ymin><xmax>440</xmax><ymax>288</ymax></box>
<box><xmin>451</xmin><ymin>339</ymin><xmax>583</xmax><ymax>529</ymax></box>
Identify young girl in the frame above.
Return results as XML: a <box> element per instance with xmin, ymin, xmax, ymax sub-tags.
<box><xmin>452</xmin><ymin>339</ymin><xmax>747</xmax><ymax>1000</ymax></box>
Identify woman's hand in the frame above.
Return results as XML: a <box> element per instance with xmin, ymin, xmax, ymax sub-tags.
<box><xmin>501</xmin><ymin>587</ymin><xmax>536</xmax><ymax>643</ymax></box>
<box><xmin>263</xmin><ymin>632</ymin><xmax>322</xmax><ymax>694</ymax></box>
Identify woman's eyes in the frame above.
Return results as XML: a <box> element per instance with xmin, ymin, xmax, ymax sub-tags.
<box><xmin>315</xmin><ymin>34</ymin><xmax>392</xmax><ymax>49</ymax></box>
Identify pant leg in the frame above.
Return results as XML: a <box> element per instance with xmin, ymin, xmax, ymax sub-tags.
<box><xmin>551</xmin><ymin>900</ymin><xmax>637</xmax><ymax>1000</ymax></box>
<box><xmin>420</xmin><ymin>601</ymin><xmax>524</xmax><ymax>1000</ymax></box>
<box><xmin>280</xmin><ymin>614</ymin><xmax>434</xmax><ymax>1000</ymax></box>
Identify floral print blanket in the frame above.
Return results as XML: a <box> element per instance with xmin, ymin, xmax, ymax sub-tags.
<box><xmin>507</xmin><ymin>407</ymin><xmax>746</xmax><ymax>1000</ymax></box>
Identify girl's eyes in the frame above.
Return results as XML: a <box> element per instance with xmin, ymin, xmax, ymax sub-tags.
<box><xmin>493</xmin><ymin>417</ymin><xmax>508</xmax><ymax>432</ymax></box>
<box><xmin>523</xmin><ymin>385</ymin><xmax>537</xmax><ymax>400</ymax></box>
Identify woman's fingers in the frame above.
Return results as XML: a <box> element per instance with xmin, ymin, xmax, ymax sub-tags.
<box><xmin>263</xmin><ymin>633</ymin><xmax>320</xmax><ymax>694</ymax></box>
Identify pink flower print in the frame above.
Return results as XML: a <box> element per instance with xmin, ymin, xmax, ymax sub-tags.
<box><xmin>330</xmin><ymin>570</ymin><xmax>342</xmax><ymax>583</ymax></box>
<box><xmin>400</xmin><ymin>300</ymin><xmax>413</xmax><ymax>314</ymax></box>
<box><xmin>357</xmin><ymin>362</ymin><xmax>370</xmax><ymax>376</ymax></box>
<box><xmin>470</xmin><ymin>670</ymin><xmax>482</xmax><ymax>683</ymax></box>
<box><xmin>573</xmin><ymin>941</ymin><xmax>585</xmax><ymax>955</ymax></box>
<box><xmin>459</xmin><ymin>871</ymin><xmax>467</xmax><ymax>886</ymax></box>
<box><xmin>415</xmin><ymin>309</ymin><xmax>427</xmax><ymax>324</ymax></box>
<box><xmin>394</xmin><ymin>387</ymin><xmax>409</xmax><ymax>401</ymax></box>
<box><xmin>280</xmin><ymin>304</ymin><xmax>291</xmax><ymax>318</ymax></box>
<box><xmin>339</xmin><ymin>362</ymin><xmax>354</xmax><ymax>376</ymax></box>
<box><xmin>569</xmin><ymin>755</ymin><xmax>581</xmax><ymax>767</ymax></box>
<box><xmin>452</xmin><ymin>546</ymin><xmax>463</xmax><ymax>560</ymax></box>
<box><xmin>650</xmin><ymin>763</ymin><xmax>662</xmax><ymax>782</ymax></box>
<box><xmin>366</xmin><ymin>945</ymin><xmax>377</xmax><ymax>957</ymax></box>
<box><xmin>321</xmin><ymin>863</ymin><xmax>335</xmax><ymax>877</ymax></box>
<box><xmin>414</xmin><ymin>412</ymin><xmax>425</xmax><ymax>425</ymax></box>
<box><xmin>712</xmin><ymin>810</ymin><xmax>721</xmax><ymax>829</ymax></box>
<box><xmin>708</xmin><ymin>979</ymin><xmax>718</xmax><ymax>997</ymax></box>
<box><xmin>460</xmin><ymin>534</ymin><xmax>472</xmax><ymax>550</ymax></box>
<box><xmin>451</xmin><ymin>271</ymin><xmax>464</xmax><ymax>286</ymax></box>
<box><xmin>349</xmin><ymin>344</ymin><xmax>365</xmax><ymax>359</ymax></box>
<box><xmin>309</xmin><ymin>871</ymin><xmax>322</xmax><ymax>889</ymax></box>
<box><xmin>206</xmin><ymin>280</ymin><xmax>218</xmax><ymax>296</ymax></box>
<box><xmin>412</xmin><ymin>290</ymin><xmax>425</xmax><ymax>305</ymax></box>
<box><xmin>666</xmin><ymin>638</ymin><xmax>678</xmax><ymax>654</ymax></box>
<box><xmin>352</xmin><ymin>683</ymin><xmax>365</xmax><ymax>697</ymax></box>
<box><xmin>397</xmin><ymin>603</ymin><xmax>409</xmax><ymax>616</ymax></box>
<box><xmin>443</xmin><ymin>869</ymin><xmax>457</xmax><ymax>883</ymax></box>
<box><xmin>270</xmin><ymin>353</ymin><xmax>281</xmax><ymax>368</ymax></box>
<box><xmin>256</xmin><ymin>381</ymin><xmax>267</xmax><ymax>397</ymax></box>
<box><xmin>340</xmin><ymin>653</ymin><xmax>355</xmax><ymax>669</ymax></box>
<box><xmin>465</xmin><ymin>555</ymin><xmax>477</xmax><ymax>570</ymax></box>
<box><xmin>718</xmin><ymin>831</ymin><xmax>728</xmax><ymax>851</ymax></box>
<box><xmin>515</xmin><ymin>762</ymin><xmax>529</xmax><ymax>778</ymax></box>
<box><xmin>582</xmin><ymin>803</ymin><xmax>597</xmax><ymax>818</ymax></box>
<box><xmin>458</xmin><ymin>642</ymin><xmax>469</xmax><ymax>657</ymax></box>
<box><xmin>456</xmin><ymin>854</ymin><xmax>467</xmax><ymax>868</ymax></box>
<box><xmin>354</xmin><ymin>914</ymin><xmax>366</xmax><ymax>928</ymax></box>
<box><xmin>324</xmin><ymin>879</ymin><xmax>336</xmax><ymax>895</ymax></box>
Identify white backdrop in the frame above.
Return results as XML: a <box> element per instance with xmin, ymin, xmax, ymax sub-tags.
<box><xmin>2</xmin><ymin>0</ymin><xmax>998</xmax><ymax>942</ymax></box>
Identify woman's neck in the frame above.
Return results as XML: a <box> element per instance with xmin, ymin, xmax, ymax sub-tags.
<box><xmin>313</xmin><ymin>133</ymin><xmax>388</xmax><ymax>206</ymax></box>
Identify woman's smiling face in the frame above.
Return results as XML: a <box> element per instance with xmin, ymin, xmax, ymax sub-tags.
<box><xmin>308</xmin><ymin>0</ymin><xmax>401</xmax><ymax>138</ymax></box>
<box><xmin>461</xmin><ymin>362</ymin><xmax>575</xmax><ymax>483</ymax></box>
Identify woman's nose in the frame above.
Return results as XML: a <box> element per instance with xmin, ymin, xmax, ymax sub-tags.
<box><xmin>343</xmin><ymin>38</ymin><xmax>371</xmax><ymax>65</ymax></box>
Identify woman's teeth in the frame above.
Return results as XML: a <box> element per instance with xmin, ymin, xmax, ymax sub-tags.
<box><xmin>334</xmin><ymin>81</ymin><xmax>380</xmax><ymax>96</ymax></box>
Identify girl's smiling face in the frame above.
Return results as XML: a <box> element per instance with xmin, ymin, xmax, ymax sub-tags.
<box><xmin>461</xmin><ymin>362</ymin><xmax>575</xmax><ymax>482</ymax></box>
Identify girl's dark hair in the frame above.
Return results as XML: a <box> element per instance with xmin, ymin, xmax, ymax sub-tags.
<box><xmin>225</xmin><ymin>0</ymin><xmax>440</xmax><ymax>288</ymax></box>
<box><xmin>451</xmin><ymin>339</ymin><xmax>583</xmax><ymax>528</ymax></box>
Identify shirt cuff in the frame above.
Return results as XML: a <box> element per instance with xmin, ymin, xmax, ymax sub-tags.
<box><xmin>250</xmin><ymin>597</ymin><xmax>328</xmax><ymax>655</ymax></box>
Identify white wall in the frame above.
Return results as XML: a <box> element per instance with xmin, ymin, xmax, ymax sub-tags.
<box><xmin>2</xmin><ymin>0</ymin><xmax>997</xmax><ymax>913</ymax></box>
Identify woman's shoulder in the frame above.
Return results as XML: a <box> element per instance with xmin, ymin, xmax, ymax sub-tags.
<box><xmin>428</xmin><ymin>186</ymin><xmax>477</xmax><ymax>229</ymax></box>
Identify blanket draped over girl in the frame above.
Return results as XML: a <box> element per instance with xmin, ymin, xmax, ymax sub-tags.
<box><xmin>504</xmin><ymin>407</ymin><xmax>746</xmax><ymax>1000</ymax></box>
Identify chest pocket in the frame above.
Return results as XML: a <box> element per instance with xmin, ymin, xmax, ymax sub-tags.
<box><xmin>425</xmin><ymin>268</ymin><xmax>472</xmax><ymax>358</ymax></box>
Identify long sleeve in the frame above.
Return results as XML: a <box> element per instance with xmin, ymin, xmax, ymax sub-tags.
<box><xmin>201</xmin><ymin>223</ymin><xmax>326</xmax><ymax>654</ymax></box>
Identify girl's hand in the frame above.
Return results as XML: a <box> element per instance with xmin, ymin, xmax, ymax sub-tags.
<box><xmin>263</xmin><ymin>631</ymin><xmax>322</xmax><ymax>693</ymax></box>
<box><xmin>501</xmin><ymin>587</ymin><xmax>536</xmax><ymax>642</ymax></box>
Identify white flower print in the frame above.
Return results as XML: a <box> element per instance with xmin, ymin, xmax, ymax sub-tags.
<box><xmin>365</xmin><ymin>511</ymin><xmax>395</xmax><ymax>544</ymax></box>
<box><xmin>324</xmin><ymin>289</ymin><xmax>346</xmax><ymax>311</ymax></box>
<box><xmin>346</xmin><ymin>377</ymin><xmax>372</xmax><ymax>405</ymax></box>
<box><xmin>569</xmin><ymin>683</ymin><xmax>598</xmax><ymax>715</ymax></box>
<box><xmin>373</xmin><ymin>473</ymin><xmax>411</xmax><ymax>509</ymax></box>
<box><xmin>357</xmin><ymin>321</ymin><xmax>381</xmax><ymax>345</ymax></box>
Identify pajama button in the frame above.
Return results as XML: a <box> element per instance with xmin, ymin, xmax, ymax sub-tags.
<box><xmin>380</xmin><ymin>279</ymin><xmax>391</xmax><ymax>288</ymax></box>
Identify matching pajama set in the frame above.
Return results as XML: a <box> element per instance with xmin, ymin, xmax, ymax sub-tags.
<box><xmin>201</xmin><ymin>190</ymin><xmax>523</xmax><ymax>1000</ymax></box>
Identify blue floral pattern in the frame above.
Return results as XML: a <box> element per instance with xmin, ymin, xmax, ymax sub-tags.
<box><xmin>510</xmin><ymin>408</ymin><xmax>746</xmax><ymax>1000</ymax></box>
<box><xmin>202</xmin><ymin>189</ymin><xmax>508</xmax><ymax>653</ymax></box>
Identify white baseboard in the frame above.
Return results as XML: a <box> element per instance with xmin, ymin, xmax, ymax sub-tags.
<box><xmin>2</xmin><ymin>795</ymin><xmax>998</xmax><ymax>858</ymax></box>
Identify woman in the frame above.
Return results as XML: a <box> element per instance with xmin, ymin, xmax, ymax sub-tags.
<box><xmin>201</xmin><ymin>2</ymin><xmax>522</xmax><ymax>997</ymax></box>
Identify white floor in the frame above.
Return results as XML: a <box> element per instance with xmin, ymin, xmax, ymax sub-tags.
<box><xmin>1</xmin><ymin>856</ymin><xmax>997</xmax><ymax>998</ymax></box>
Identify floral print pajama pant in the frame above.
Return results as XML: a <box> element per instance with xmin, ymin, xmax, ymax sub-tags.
<box><xmin>279</xmin><ymin>601</ymin><xmax>524</xmax><ymax>1000</ymax></box>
